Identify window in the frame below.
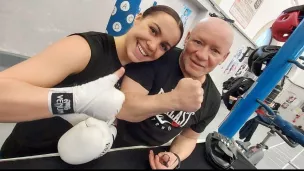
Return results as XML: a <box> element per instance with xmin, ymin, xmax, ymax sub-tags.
<box><xmin>255</xmin><ymin>28</ymin><xmax>273</xmax><ymax>46</ymax></box>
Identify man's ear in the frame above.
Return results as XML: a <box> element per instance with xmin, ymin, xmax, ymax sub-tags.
<box><xmin>184</xmin><ymin>31</ymin><xmax>191</xmax><ymax>46</ymax></box>
<box><xmin>133</xmin><ymin>13</ymin><xmax>143</xmax><ymax>25</ymax></box>
<box><xmin>220</xmin><ymin>52</ymin><xmax>230</xmax><ymax>64</ymax></box>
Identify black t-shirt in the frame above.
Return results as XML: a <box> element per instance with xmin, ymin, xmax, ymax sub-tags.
<box><xmin>55</xmin><ymin>31</ymin><xmax>122</xmax><ymax>88</ymax></box>
<box><xmin>116</xmin><ymin>48</ymin><xmax>221</xmax><ymax>146</ymax></box>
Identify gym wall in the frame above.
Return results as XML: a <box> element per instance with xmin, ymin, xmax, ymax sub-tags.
<box><xmin>218</xmin><ymin>0</ymin><xmax>297</xmax><ymax>39</ymax></box>
<box><xmin>286</xmin><ymin>62</ymin><xmax>304</xmax><ymax>88</ymax></box>
<box><xmin>0</xmin><ymin>0</ymin><xmax>115</xmax><ymax>57</ymax></box>
<box><xmin>276</xmin><ymin>79</ymin><xmax>304</xmax><ymax>125</ymax></box>
<box><xmin>275</xmin><ymin>64</ymin><xmax>304</xmax><ymax>124</ymax></box>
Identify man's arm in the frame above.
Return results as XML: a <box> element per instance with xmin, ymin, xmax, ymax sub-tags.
<box><xmin>116</xmin><ymin>76</ymin><xmax>180</xmax><ymax>122</ymax></box>
<box><xmin>149</xmin><ymin>128</ymin><xmax>200</xmax><ymax>169</ymax></box>
<box><xmin>150</xmin><ymin>111</ymin><xmax>219</xmax><ymax>169</ymax></box>
<box><xmin>117</xmin><ymin>76</ymin><xmax>203</xmax><ymax>122</ymax></box>
<box><xmin>170</xmin><ymin>128</ymin><xmax>200</xmax><ymax>161</ymax></box>
<box><xmin>150</xmin><ymin>97</ymin><xmax>220</xmax><ymax>169</ymax></box>
<box><xmin>168</xmin><ymin>102</ymin><xmax>220</xmax><ymax>163</ymax></box>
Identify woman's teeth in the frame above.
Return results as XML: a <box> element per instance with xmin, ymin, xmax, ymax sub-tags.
<box><xmin>138</xmin><ymin>44</ymin><xmax>147</xmax><ymax>56</ymax></box>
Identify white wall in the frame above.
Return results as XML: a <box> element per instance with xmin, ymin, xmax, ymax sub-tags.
<box><xmin>275</xmin><ymin>78</ymin><xmax>304</xmax><ymax>125</ymax></box>
<box><xmin>0</xmin><ymin>0</ymin><xmax>116</xmax><ymax>57</ymax></box>
<box><xmin>219</xmin><ymin>0</ymin><xmax>296</xmax><ymax>39</ymax></box>
<box><xmin>287</xmin><ymin>62</ymin><xmax>304</xmax><ymax>88</ymax></box>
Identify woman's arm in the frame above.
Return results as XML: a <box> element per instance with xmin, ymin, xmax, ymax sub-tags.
<box><xmin>0</xmin><ymin>35</ymin><xmax>90</xmax><ymax>87</ymax></box>
<box><xmin>0</xmin><ymin>35</ymin><xmax>91</xmax><ymax>122</ymax></box>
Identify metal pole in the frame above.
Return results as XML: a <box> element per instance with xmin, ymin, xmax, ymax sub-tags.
<box><xmin>218</xmin><ymin>19</ymin><xmax>304</xmax><ymax>138</ymax></box>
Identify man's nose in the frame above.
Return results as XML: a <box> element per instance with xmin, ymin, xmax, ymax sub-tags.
<box><xmin>195</xmin><ymin>47</ymin><xmax>208</xmax><ymax>61</ymax></box>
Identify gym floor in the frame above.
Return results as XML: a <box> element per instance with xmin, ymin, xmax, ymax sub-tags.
<box><xmin>0</xmin><ymin>100</ymin><xmax>302</xmax><ymax>169</ymax></box>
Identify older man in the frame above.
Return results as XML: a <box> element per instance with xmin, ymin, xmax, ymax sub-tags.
<box><xmin>115</xmin><ymin>17</ymin><xmax>234</xmax><ymax>169</ymax></box>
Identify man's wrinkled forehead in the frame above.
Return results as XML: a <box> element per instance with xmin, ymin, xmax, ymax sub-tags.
<box><xmin>191</xmin><ymin>18</ymin><xmax>234</xmax><ymax>49</ymax></box>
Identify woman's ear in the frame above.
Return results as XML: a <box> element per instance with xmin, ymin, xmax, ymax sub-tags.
<box><xmin>133</xmin><ymin>13</ymin><xmax>143</xmax><ymax>25</ymax></box>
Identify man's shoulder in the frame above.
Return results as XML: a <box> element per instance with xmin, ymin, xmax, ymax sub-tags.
<box><xmin>200</xmin><ymin>75</ymin><xmax>221</xmax><ymax>114</ymax></box>
<box><xmin>205</xmin><ymin>75</ymin><xmax>221</xmax><ymax>102</ymax></box>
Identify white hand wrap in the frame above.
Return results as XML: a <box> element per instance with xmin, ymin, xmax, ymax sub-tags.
<box><xmin>48</xmin><ymin>72</ymin><xmax>125</xmax><ymax>121</ymax></box>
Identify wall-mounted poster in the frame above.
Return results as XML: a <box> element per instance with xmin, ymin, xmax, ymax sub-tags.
<box><xmin>223</xmin><ymin>46</ymin><xmax>247</xmax><ymax>76</ymax></box>
<box><xmin>224</xmin><ymin>58</ymin><xmax>239</xmax><ymax>75</ymax></box>
<box><xmin>235</xmin><ymin>63</ymin><xmax>249</xmax><ymax>77</ymax></box>
<box><xmin>229</xmin><ymin>0</ymin><xmax>264</xmax><ymax>29</ymax></box>
<box><xmin>179</xmin><ymin>4</ymin><xmax>192</xmax><ymax>28</ymax></box>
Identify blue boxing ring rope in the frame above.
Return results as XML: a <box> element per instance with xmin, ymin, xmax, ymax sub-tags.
<box><xmin>219</xmin><ymin>19</ymin><xmax>304</xmax><ymax>138</ymax></box>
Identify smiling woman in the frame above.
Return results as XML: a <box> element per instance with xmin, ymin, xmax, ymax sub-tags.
<box><xmin>0</xmin><ymin>5</ymin><xmax>184</xmax><ymax>123</ymax></box>
<box><xmin>0</xmin><ymin>5</ymin><xmax>183</xmax><ymax>158</ymax></box>
<box><xmin>123</xmin><ymin>6</ymin><xmax>184</xmax><ymax>63</ymax></box>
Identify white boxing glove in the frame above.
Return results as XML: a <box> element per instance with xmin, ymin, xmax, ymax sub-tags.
<box><xmin>58</xmin><ymin>117</ymin><xmax>117</xmax><ymax>165</ymax></box>
<box><xmin>48</xmin><ymin>68</ymin><xmax>125</xmax><ymax>121</ymax></box>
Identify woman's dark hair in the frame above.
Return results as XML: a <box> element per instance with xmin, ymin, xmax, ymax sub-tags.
<box><xmin>142</xmin><ymin>5</ymin><xmax>184</xmax><ymax>44</ymax></box>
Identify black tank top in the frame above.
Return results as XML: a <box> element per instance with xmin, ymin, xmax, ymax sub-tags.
<box><xmin>55</xmin><ymin>31</ymin><xmax>122</xmax><ymax>88</ymax></box>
